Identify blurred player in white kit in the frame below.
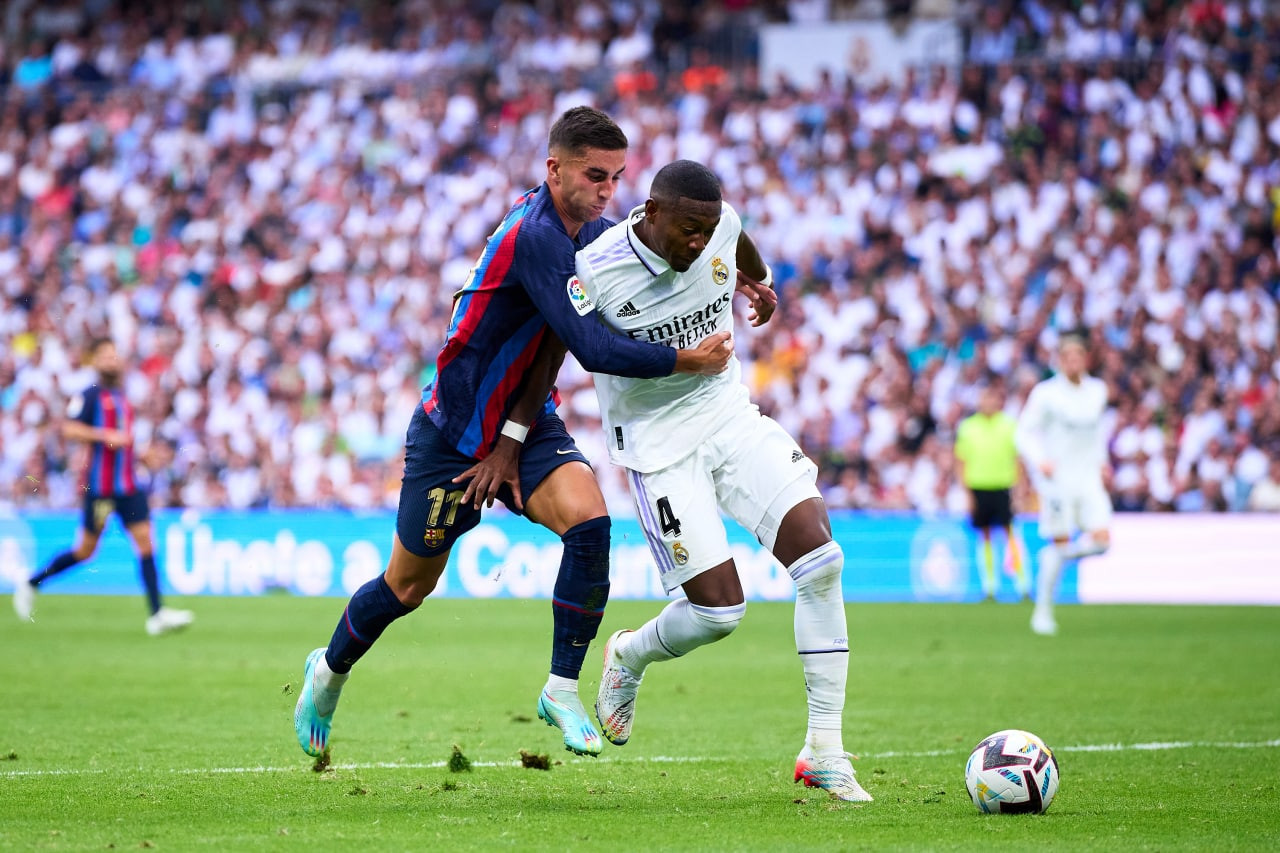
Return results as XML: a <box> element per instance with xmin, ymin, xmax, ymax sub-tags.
<box><xmin>1015</xmin><ymin>334</ymin><xmax>1113</xmax><ymax>635</ymax></box>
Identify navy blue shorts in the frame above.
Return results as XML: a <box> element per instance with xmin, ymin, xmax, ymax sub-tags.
<box><xmin>81</xmin><ymin>493</ymin><xmax>150</xmax><ymax>533</ymax></box>
<box><xmin>396</xmin><ymin>406</ymin><xmax>590</xmax><ymax>557</ymax></box>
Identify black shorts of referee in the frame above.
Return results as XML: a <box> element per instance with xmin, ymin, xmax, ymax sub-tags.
<box><xmin>969</xmin><ymin>487</ymin><xmax>1013</xmax><ymax>529</ymax></box>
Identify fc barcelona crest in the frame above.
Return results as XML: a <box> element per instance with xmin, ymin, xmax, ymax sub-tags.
<box><xmin>711</xmin><ymin>257</ymin><xmax>729</xmax><ymax>286</ymax></box>
<box><xmin>424</xmin><ymin>527</ymin><xmax>446</xmax><ymax>548</ymax></box>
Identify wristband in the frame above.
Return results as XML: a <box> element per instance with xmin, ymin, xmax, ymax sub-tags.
<box><xmin>500</xmin><ymin>420</ymin><xmax>529</xmax><ymax>443</ymax></box>
<box><xmin>760</xmin><ymin>265</ymin><xmax>773</xmax><ymax>288</ymax></box>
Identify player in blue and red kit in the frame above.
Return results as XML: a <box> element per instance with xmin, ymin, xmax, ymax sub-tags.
<box><xmin>12</xmin><ymin>338</ymin><xmax>193</xmax><ymax>636</ymax></box>
<box><xmin>295</xmin><ymin>107</ymin><xmax>735</xmax><ymax>759</ymax></box>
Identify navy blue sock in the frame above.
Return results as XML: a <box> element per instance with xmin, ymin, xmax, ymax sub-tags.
<box><xmin>550</xmin><ymin>516</ymin><xmax>612</xmax><ymax>679</ymax></box>
<box><xmin>325</xmin><ymin>575</ymin><xmax>414</xmax><ymax>674</ymax></box>
<box><xmin>30</xmin><ymin>550</ymin><xmax>81</xmax><ymax>588</ymax></box>
<box><xmin>139</xmin><ymin>554</ymin><xmax>162</xmax><ymax>615</ymax></box>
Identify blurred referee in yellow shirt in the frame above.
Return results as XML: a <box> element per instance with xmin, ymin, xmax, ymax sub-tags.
<box><xmin>954</xmin><ymin>384</ymin><xmax>1028</xmax><ymax>601</ymax></box>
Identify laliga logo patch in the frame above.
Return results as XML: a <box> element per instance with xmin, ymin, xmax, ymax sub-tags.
<box><xmin>711</xmin><ymin>257</ymin><xmax>729</xmax><ymax>286</ymax></box>
<box><xmin>672</xmin><ymin>542</ymin><xmax>690</xmax><ymax>565</ymax></box>
<box><xmin>566</xmin><ymin>275</ymin><xmax>594</xmax><ymax>316</ymax></box>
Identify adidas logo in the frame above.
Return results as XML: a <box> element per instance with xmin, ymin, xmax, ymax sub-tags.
<box><xmin>616</xmin><ymin>301</ymin><xmax>640</xmax><ymax>318</ymax></box>
<box><xmin>791</xmin><ymin>450</ymin><xmax>804</xmax><ymax>463</ymax></box>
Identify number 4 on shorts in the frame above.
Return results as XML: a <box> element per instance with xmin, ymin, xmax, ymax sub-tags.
<box><xmin>656</xmin><ymin>496</ymin><xmax>682</xmax><ymax>537</ymax></box>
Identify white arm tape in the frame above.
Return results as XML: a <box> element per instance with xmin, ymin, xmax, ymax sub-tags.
<box><xmin>500</xmin><ymin>420</ymin><xmax>529</xmax><ymax>443</ymax></box>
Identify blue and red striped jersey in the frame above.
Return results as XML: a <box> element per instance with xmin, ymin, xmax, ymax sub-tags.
<box><xmin>423</xmin><ymin>183</ymin><xmax>677</xmax><ymax>458</ymax></box>
<box><xmin>70</xmin><ymin>384</ymin><xmax>141</xmax><ymax>497</ymax></box>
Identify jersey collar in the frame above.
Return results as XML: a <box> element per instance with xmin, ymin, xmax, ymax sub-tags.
<box><xmin>625</xmin><ymin>204</ymin><xmax>669</xmax><ymax>277</ymax></box>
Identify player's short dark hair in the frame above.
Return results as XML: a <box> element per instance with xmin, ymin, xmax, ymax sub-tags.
<box><xmin>548</xmin><ymin>106</ymin><xmax>627</xmax><ymax>155</ymax></box>
<box><xmin>87</xmin><ymin>336</ymin><xmax>113</xmax><ymax>355</ymax></box>
<box><xmin>1058</xmin><ymin>330</ymin><xmax>1088</xmax><ymax>350</ymax></box>
<box><xmin>651</xmin><ymin>160</ymin><xmax>722</xmax><ymax>204</ymax></box>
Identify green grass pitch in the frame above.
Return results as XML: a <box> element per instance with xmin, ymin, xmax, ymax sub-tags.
<box><xmin>3</xmin><ymin>595</ymin><xmax>1278</xmax><ymax>851</ymax></box>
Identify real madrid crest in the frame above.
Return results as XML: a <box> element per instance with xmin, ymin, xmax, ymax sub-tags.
<box><xmin>711</xmin><ymin>257</ymin><xmax>729</xmax><ymax>286</ymax></box>
<box><xmin>672</xmin><ymin>542</ymin><xmax>690</xmax><ymax>565</ymax></box>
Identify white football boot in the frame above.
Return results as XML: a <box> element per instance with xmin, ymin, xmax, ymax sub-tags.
<box><xmin>13</xmin><ymin>581</ymin><xmax>36</xmax><ymax>622</ymax></box>
<box><xmin>795</xmin><ymin>746</ymin><xmax>874</xmax><ymax>802</ymax></box>
<box><xmin>595</xmin><ymin>629</ymin><xmax>643</xmax><ymax>746</ymax></box>
<box><xmin>146</xmin><ymin>607</ymin><xmax>195</xmax><ymax>636</ymax></box>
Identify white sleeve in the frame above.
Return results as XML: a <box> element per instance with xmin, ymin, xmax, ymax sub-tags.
<box><xmin>1014</xmin><ymin>383</ymin><xmax>1047</xmax><ymax>472</ymax></box>
<box><xmin>721</xmin><ymin>201</ymin><xmax>743</xmax><ymax>235</ymax></box>
<box><xmin>1095</xmin><ymin>384</ymin><xmax>1111</xmax><ymax>470</ymax></box>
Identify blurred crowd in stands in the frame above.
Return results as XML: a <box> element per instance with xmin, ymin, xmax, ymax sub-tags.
<box><xmin>2</xmin><ymin>0</ymin><xmax>1280</xmax><ymax>519</ymax></box>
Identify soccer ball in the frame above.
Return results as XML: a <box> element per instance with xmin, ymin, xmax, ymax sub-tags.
<box><xmin>964</xmin><ymin>729</ymin><xmax>1059</xmax><ymax>814</ymax></box>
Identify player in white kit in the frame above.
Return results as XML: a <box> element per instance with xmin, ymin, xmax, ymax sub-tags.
<box><xmin>1015</xmin><ymin>335</ymin><xmax>1113</xmax><ymax>635</ymax></box>
<box><xmin>577</xmin><ymin>160</ymin><xmax>871</xmax><ymax>802</ymax></box>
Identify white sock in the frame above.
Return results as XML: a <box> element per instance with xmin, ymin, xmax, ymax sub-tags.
<box><xmin>313</xmin><ymin>654</ymin><xmax>349</xmax><ymax>717</ymax></box>
<box><xmin>1061</xmin><ymin>534</ymin><xmax>1108</xmax><ymax>561</ymax></box>
<box><xmin>1035</xmin><ymin>545</ymin><xmax>1065</xmax><ymax>615</ymax></box>
<box><xmin>790</xmin><ymin>542</ymin><xmax>848</xmax><ymax>753</ymax></box>
<box><xmin>618</xmin><ymin>599</ymin><xmax>745</xmax><ymax>675</ymax></box>
<box><xmin>543</xmin><ymin>673</ymin><xmax>578</xmax><ymax>698</ymax></box>
<box><xmin>807</xmin><ymin>728</ymin><xmax>845</xmax><ymax>756</ymax></box>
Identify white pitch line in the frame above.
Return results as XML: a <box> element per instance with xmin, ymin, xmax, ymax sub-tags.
<box><xmin>1059</xmin><ymin>738</ymin><xmax>1280</xmax><ymax>753</ymax></box>
<box><xmin>2</xmin><ymin>740</ymin><xmax>1276</xmax><ymax>779</ymax></box>
<box><xmin>0</xmin><ymin>755</ymin><xmax>710</xmax><ymax>779</ymax></box>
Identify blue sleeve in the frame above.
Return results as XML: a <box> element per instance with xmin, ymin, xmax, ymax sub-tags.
<box><xmin>515</xmin><ymin>225</ymin><xmax>676</xmax><ymax>378</ymax></box>
<box><xmin>72</xmin><ymin>386</ymin><xmax>99</xmax><ymax>426</ymax></box>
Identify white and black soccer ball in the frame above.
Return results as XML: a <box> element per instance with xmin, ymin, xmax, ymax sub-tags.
<box><xmin>964</xmin><ymin>729</ymin><xmax>1059</xmax><ymax>814</ymax></box>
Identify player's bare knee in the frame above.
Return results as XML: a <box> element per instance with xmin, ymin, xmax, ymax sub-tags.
<box><xmin>385</xmin><ymin>541</ymin><xmax>447</xmax><ymax>607</ymax></box>
<box><xmin>387</xmin><ymin>576</ymin><xmax>435</xmax><ymax>608</ymax></box>
<box><xmin>770</xmin><ymin>498</ymin><xmax>832</xmax><ymax>566</ymax></box>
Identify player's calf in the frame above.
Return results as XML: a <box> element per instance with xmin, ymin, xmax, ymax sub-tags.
<box><xmin>789</xmin><ymin>542</ymin><xmax>849</xmax><ymax>747</ymax></box>
<box><xmin>595</xmin><ymin>600</ymin><xmax>745</xmax><ymax>747</ymax></box>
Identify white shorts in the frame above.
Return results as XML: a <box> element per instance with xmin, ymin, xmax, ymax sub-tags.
<box><xmin>625</xmin><ymin>412</ymin><xmax>820</xmax><ymax>593</ymax></box>
<box><xmin>1037</xmin><ymin>479</ymin><xmax>1113</xmax><ymax>540</ymax></box>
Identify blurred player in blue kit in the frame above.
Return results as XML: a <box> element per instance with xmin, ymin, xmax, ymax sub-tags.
<box><xmin>579</xmin><ymin>160</ymin><xmax>871</xmax><ymax>802</ymax></box>
<box><xmin>12</xmin><ymin>337</ymin><xmax>194</xmax><ymax>636</ymax></box>
<box><xmin>294</xmin><ymin>108</ymin><xmax>736</xmax><ymax>759</ymax></box>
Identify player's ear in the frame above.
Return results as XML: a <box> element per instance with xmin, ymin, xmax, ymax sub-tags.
<box><xmin>643</xmin><ymin>197</ymin><xmax>659</xmax><ymax>221</ymax></box>
<box><xmin>546</xmin><ymin>155</ymin><xmax>561</xmax><ymax>185</ymax></box>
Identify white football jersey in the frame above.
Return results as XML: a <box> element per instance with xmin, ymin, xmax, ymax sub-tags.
<box><xmin>574</xmin><ymin>202</ymin><xmax>751</xmax><ymax>472</ymax></box>
<box><xmin>1015</xmin><ymin>373</ymin><xmax>1110</xmax><ymax>490</ymax></box>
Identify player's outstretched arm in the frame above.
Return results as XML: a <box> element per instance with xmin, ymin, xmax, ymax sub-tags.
<box><xmin>1013</xmin><ymin>386</ymin><xmax>1052</xmax><ymax>480</ymax></box>
<box><xmin>62</xmin><ymin>417</ymin><xmax>129</xmax><ymax>449</ymax></box>
<box><xmin>522</xmin><ymin>226</ymin><xmax>740</xmax><ymax>379</ymax></box>
<box><xmin>453</xmin><ymin>332</ymin><xmax>569</xmax><ymax>511</ymax></box>
<box><xmin>520</xmin><ymin>237</ymin><xmax>675</xmax><ymax>378</ymax></box>
<box><xmin>734</xmin><ymin>232</ymin><xmax>776</xmax><ymax>326</ymax></box>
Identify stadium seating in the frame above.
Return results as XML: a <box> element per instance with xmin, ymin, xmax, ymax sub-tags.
<box><xmin>1</xmin><ymin>1</ymin><xmax>1277</xmax><ymax>516</ymax></box>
